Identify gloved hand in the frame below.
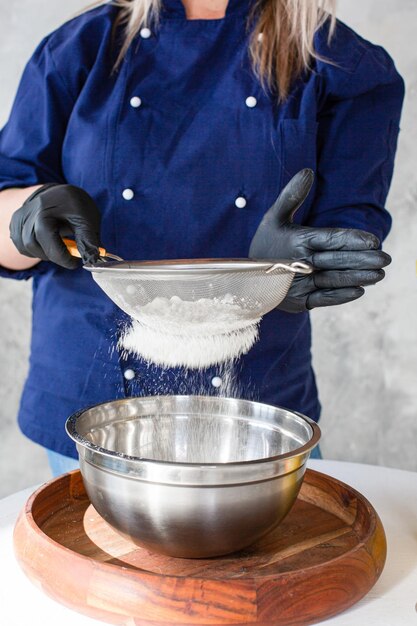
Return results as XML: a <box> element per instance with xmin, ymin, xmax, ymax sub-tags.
<box><xmin>249</xmin><ymin>169</ymin><xmax>391</xmax><ymax>312</ymax></box>
<box><xmin>9</xmin><ymin>183</ymin><xmax>101</xmax><ymax>269</ymax></box>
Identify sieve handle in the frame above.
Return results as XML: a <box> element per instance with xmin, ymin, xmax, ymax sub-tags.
<box><xmin>265</xmin><ymin>261</ymin><xmax>313</xmax><ymax>275</ymax></box>
<box><xmin>63</xmin><ymin>238</ymin><xmax>123</xmax><ymax>262</ymax></box>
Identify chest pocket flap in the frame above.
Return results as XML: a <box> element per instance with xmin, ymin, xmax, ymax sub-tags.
<box><xmin>279</xmin><ymin>118</ymin><xmax>318</xmax><ymax>223</ymax></box>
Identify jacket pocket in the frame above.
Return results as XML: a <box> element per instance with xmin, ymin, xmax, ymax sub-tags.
<box><xmin>278</xmin><ymin>118</ymin><xmax>318</xmax><ymax>222</ymax></box>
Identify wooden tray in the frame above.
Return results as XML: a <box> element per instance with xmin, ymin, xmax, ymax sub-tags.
<box><xmin>13</xmin><ymin>469</ymin><xmax>386</xmax><ymax>626</ymax></box>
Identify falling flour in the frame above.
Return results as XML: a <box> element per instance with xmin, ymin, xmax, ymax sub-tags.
<box><xmin>119</xmin><ymin>295</ymin><xmax>261</xmax><ymax>368</ymax></box>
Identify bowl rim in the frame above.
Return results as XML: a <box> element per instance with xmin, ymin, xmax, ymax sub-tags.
<box><xmin>65</xmin><ymin>395</ymin><xmax>321</xmax><ymax>468</ymax></box>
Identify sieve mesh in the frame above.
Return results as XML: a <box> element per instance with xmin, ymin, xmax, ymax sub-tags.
<box><xmin>86</xmin><ymin>260</ymin><xmax>312</xmax><ymax>332</ymax></box>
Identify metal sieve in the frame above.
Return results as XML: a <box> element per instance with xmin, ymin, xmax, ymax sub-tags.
<box><xmin>65</xmin><ymin>240</ymin><xmax>313</xmax><ymax>365</ymax></box>
<box><xmin>83</xmin><ymin>258</ymin><xmax>313</xmax><ymax>329</ymax></box>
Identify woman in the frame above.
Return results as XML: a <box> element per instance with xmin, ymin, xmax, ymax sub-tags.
<box><xmin>0</xmin><ymin>0</ymin><xmax>403</xmax><ymax>474</ymax></box>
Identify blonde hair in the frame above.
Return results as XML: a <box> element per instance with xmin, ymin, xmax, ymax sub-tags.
<box><xmin>107</xmin><ymin>0</ymin><xmax>336</xmax><ymax>100</ymax></box>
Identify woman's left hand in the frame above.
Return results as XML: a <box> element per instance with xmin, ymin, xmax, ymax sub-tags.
<box><xmin>249</xmin><ymin>169</ymin><xmax>391</xmax><ymax>313</ymax></box>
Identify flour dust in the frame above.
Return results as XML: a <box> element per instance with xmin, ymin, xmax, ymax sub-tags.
<box><xmin>119</xmin><ymin>295</ymin><xmax>262</xmax><ymax>369</ymax></box>
<box><xmin>115</xmin><ymin>295</ymin><xmax>261</xmax><ymax>460</ymax></box>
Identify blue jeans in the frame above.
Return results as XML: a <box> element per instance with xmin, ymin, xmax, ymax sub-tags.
<box><xmin>47</xmin><ymin>445</ymin><xmax>322</xmax><ymax>477</ymax></box>
<box><xmin>309</xmin><ymin>444</ymin><xmax>322</xmax><ymax>460</ymax></box>
<box><xmin>47</xmin><ymin>449</ymin><xmax>79</xmax><ymax>477</ymax></box>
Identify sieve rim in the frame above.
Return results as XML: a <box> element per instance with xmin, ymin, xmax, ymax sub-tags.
<box><xmin>84</xmin><ymin>258</ymin><xmax>313</xmax><ymax>276</ymax></box>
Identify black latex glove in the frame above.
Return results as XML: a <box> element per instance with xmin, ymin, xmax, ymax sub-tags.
<box><xmin>9</xmin><ymin>183</ymin><xmax>101</xmax><ymax>269</ymax></box>
<box><xmin>249</xmin><ymin>169</ymin><xmax>391</xmax><ymax>312</ymax></box>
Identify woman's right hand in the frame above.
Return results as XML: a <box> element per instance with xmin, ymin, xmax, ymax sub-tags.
<box><xmin>9</xmin><ymin>184</ymin><xmax>101</xmax><ymax>269</ymax></box>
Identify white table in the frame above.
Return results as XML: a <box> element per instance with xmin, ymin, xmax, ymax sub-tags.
<box><xmin>1</xmin><ymin>460</ymin><xmax>417</xmax><ymax>626</ymax></box>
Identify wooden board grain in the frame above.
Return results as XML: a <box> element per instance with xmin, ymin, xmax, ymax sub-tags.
<box><xmin>13</xmin><ymin>469</ymin><xmax>386</xmax><ymax>626</ymax></box>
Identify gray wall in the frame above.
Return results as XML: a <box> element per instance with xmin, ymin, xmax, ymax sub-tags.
<box><xmin>0</xmin><ymin>0</ymin><xmax>415</xmax><ymax>497</ymax></box>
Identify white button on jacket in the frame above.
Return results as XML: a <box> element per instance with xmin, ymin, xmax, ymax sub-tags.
<box><xmin>130</xmin><ymin>96</ymin><xmax>142</xmax><ymax>108</ymax></box>
<box><xmin>124</xmin><ymin>369</ymin><xmax>135</xmax><ymax>381</ymax></box>
<box><xmin>211</xmin><ymin>376</ymin><xmax>222</xmax><ymax>388</ymax></box>
<box><xmin>235</xmin><ymin>196</ymin><xmax>247</xmax><ymax>208</ymax></box>
<box><xmin>245</xmin><ymin>96</ymin><xmax>257</xmax><ymax>108</ymax></box>
<box><xmin>122</xmin><ymin>188</ymin><xmax>134</xmax><ymax>200</ymax></box>
<box><xmin>140</xmin><ymin>27</ymin><xmax>152</xmax><ymax>39</ymax></box>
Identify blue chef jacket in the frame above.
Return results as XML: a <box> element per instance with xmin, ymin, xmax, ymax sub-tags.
<box><xmin>0</xmin><ymin>1</ymin><xmax>404</xmax><ymax>458</ymax></box>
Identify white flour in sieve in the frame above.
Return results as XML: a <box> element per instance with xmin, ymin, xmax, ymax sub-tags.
<box><xmin>119</xmin><ymin>295</ymin><xmax>261</xmax><ymax>368</ymax></box>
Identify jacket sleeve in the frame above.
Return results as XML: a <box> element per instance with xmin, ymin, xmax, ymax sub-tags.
<box><xmin>0</xmin><ymin>36</ymin><xmax>75</xmax><ymax>280</ymax></box>
<box><xmin>0</xmin><ymin>36</ymin><xmax>76</xmax><ymax>191</ymax></box>
<box><xmin>306</xmin><ymin>42</ymin><xmax>405</xmax><ymax>243</ymax></box>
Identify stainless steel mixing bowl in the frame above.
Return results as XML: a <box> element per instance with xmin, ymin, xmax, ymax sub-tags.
<box><xmin>66</xmin><ymin>396</ymin><xmax>320</xmax><ymax>558</ymax></box>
